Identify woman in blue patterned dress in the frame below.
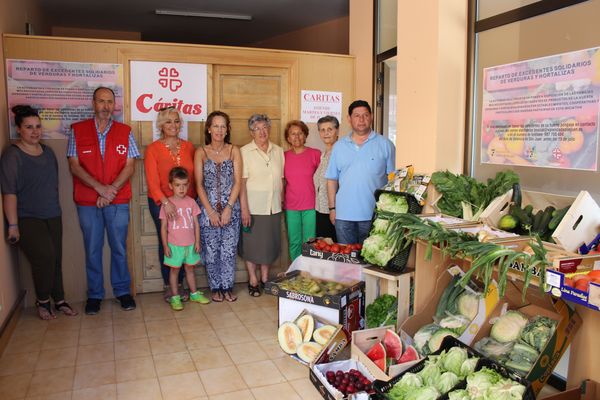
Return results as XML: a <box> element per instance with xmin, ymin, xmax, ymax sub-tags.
<box><xmin>194</xmin><ymin>111</ymin><xmax>242</xmax><ymax>302</ymax></box>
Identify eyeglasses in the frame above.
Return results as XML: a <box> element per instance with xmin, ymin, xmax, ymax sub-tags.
<box><xmin>251</xmin><ymin>125</ymin><xmax>269</xmax><ymax>133</ymax></box>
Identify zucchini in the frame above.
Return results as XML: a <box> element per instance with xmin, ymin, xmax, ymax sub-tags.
<box><xmin>511</xmin><ymin>205</ymin><xmax>532</xmax><ymax>228</ymax></box>
<box><xmin>524</xmin><ymin>204</ymin><xmax>534</xmax><ymax>217</ymax></box>
<box><xmin>548</xmin><ymin>206</ymin><xmax>570</xmax><ymax>230</ymax></box>
<box><xmin>531</xmin><ymin>210</ymin><xmax>544</xmax><ymax>232</ymax></box>
<box><xmin>537</xmin><ymin>206</ymin><xmax>556</xmax><ymax>235</ymax></box>
<box><xmin>511</xmin><ymin>183</ymin><xmax>522</xmax><ymax>208</ymax></box>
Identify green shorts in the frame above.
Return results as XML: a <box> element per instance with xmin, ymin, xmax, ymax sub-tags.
<box><xmin>164</xmin><ymin>243</ymin><xmax>201</xmax><ymax>268</ymax></box>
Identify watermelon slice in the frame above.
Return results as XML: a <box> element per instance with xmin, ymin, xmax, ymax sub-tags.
<box><xmin>366</xmin><ymin>342</ymin><xmax>387</xmax><ymax>372</ymax></box>
<box><xmin>383</xmin><ymin>329</ymin><xmax>403</xmax><ymax>361</ymax></box>
<box><xmin>398</xmin><ymin>345</ymin><xmax>418</xmax><ymax>364</ymax></box>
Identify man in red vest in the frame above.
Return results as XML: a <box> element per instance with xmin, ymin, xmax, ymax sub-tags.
<box><xmin>67</xmin><ymin>87</ymin><xmax>140</xmax><ymax>315</ymax></box>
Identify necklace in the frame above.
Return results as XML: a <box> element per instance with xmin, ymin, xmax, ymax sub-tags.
<box><xmin>211</xmin><ymin>143</ymin><xmax>226</xmax><ymax>155</ymax></box>
<box><xmin>163</xmin><ymin>139</ymin><xmax>181</xmax><ymax>166</ymax></box>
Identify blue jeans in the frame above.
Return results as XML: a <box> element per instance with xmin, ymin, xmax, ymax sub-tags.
<box><xmin>77</xmin><ymin>204</ymin><xmax>132</xmax><ymax>299</ymax></box>
<box><xmin>335</xmin><ymin>219</ymin><xmax>372</xmax><ymax>245</ymax></box>
<box><xmin>147</xmin><ymin>198</ymin><xmax>184</xmax><ymax>286</ymax></box>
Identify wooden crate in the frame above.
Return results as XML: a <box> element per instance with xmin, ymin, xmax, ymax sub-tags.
<box><xmin>362</xmin><ymin>265</ymin><xmax>414</xmax><ymax>327</ymax></box>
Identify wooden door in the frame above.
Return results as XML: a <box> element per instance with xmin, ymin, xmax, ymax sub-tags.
<box><xmin>131</xmin><ymin>64</ymin><xmax>290</xmax><ymax>293</ymax></box>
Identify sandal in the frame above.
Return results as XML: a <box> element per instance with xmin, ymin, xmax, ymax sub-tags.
<box><xmin>211</xmin><ymin>291</ymin><xmax>224</xmax><ymax>303</ymax></box>
<box><xmin>36</xmin><ymin>300</ymin><xmax>56</xmax><ymax>320</ymax></box>
<box><xmin>55</xmin><ymin>301</ymin><xmax>78</xmax><ymax>316</ymax></box>
<box><xmin>248</xmin><ymin>283</ymin><xmax>261</xmax><ymax>297</ymax></box>
<box><xmin>223</xmin><ymin>290</ymin><xmax>237</xmax><ymax>302</ymax></box>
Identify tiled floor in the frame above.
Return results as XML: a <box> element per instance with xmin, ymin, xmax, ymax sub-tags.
<box><xmin>0</xmin><ymin>285</ymin><xmax>323</xmax><ymax>400</ymax></box>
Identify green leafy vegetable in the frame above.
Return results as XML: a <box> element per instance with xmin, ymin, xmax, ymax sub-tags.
<box><xmin>377</xmin><ymin>193</ymin><xmax>409</xmax><ymax>214</ymax></box>
<box><xmin>457</xmin><ymin>293</ymin><xmax>479</xmax><ymax>321</ymax></box>
<box><xmin>365</xmin><ymin>294</ymin><xmax>397</xmax><ymax>328</ymax></box>
<box><xmin>436</xmin><ymin>371</ymin><xmax>460</xmax><ymax>394</ymax></box>
<box><xmin>448</xmin><ymin>389</ymin><xmax>471</xmax><ymax>400</ymax></box>
<box><xmin>520</xmin><ymin>316</ymin><xmax>556</xmax><ymax>352</ymax></box>
<box><xmin>460</xmin><ymin>357</ymin><xmax>479</xmax><ymax>378</ymax></box>
<box><xmin>413</xmin><ymin>324</ymin><xmax>441</xmax><ymax>355</ymax></box>
<box><xmin>466</xmin><ymin>367</ymin><xmax>502</xmax><ymax>400</ymax></box>
<box><xmin>490</xmin><ymin>311</ymin><xmax>528</xmax><ymax>343</ymax></box>
<box><xmin>441</xmin><ymin>347</ymin><xmax>469</xmax><ymax>376</ymax></box>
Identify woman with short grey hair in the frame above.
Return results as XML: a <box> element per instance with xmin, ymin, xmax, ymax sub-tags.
<box><xmin>239</xmin><ymin>114</ymin><xmax>284</xmax><ymax>296</ymax></box>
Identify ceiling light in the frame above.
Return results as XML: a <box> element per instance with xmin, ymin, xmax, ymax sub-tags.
<box><xmin>155</xmin><ymin>9</ymin><xmax>252</xmax><ymax>21</ymax></box>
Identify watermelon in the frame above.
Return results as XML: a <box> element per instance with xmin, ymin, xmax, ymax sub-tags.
<box><xmin>383</xmin><ymin>329</ymin><xmax>403</xmax><ymax>361</ymax></box>
<box><xmin>366</xmin><ymin>342</ymin><xmax>387</xmax><ymax>372</ymax></box>
<box><xmin>399</xmin><ymin>345</ymin><xmax>419</xmax><ymax>364</ymax></box>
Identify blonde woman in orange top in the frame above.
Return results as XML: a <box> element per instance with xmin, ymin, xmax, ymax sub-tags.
<box><xmin>144</xmin><ymin>106</ymin><xmax>196</xmax><ymax>302</ymax></box>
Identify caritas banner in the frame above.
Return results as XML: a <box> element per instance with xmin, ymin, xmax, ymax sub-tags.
<box><xmin>481</xmin><ymin>47</ymin><xmax>600</xmax><ymax>171</ymax></box>
<box><xmin>130</xmin><ymin>61</ymin><xmax>207</xmax><ymax>122</ymax></box>
<box><xmin>301</xmin><ymin>90</ymin><xmax>342</xmax><ymax>123</ymax></box>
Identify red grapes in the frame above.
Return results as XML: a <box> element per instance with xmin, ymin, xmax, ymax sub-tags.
<box><xmin>325</xmin><ymin>368</ymin><xmax>374</xmax><ymax>396</ymax></box>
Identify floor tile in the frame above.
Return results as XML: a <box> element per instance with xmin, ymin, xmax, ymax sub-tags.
<box><xmin>198</xmin><ymin>366</ymin><xmax>247</xmax><ymax>396</ymax></box>
<box><xmin>199</xmin><ymin>302</ymin><xmax>232</xmax><ymax>318</ymax></box>
<box><xmin>289</xmin><ymin>378</ymin><xmax>323</xmax><ymax>400</ymax></box>
<box><xmin>189</xmin><ymin>346</ymin><xmax>234</xmax><ymax>370</ymax></box>
<box><xmin>79</xmin><ymin>326</ymin><xmax>114</xmax><ymax>345</ymax></box>
<box><xmin>27</xmin><ymin>366</ymin><xmax>74</xmax><ymax>397</ymax></box>
<box><xmin>250</xmin><ymin>382</ymin><xmax>301</xmax><ymax>400</ymax></box>
<box><xmin>176</xmin><ymin>316</ymin><xmax>211</xmax><ymax>334</ymax></box>
<box><xmin>4</xmin><ymin>333</ymin><xmax>44</xmax><ymax>354</ymax></box>
<box><xmin>237</xmin><ymin>359</ymin><xmax>287</xmax><ymax>388</ymax></box>
<box><xmin>225</xmin><ymin>342</ymin><xmax>269</xmax><ymax>365</ymax></box>
<box><xmin>257</xmin><ymin>339</ymin><xmax>286</xmax><ymax>360</ymax></box>
<box><xmin>183</xmin><ymin>329</ymin><xmax>221</xmax><ymax>350</ymax></box>
<box><xmin>217</xmin><ymin>325</ymin><xmax>255</xmax><ymax>345</ymax></box>
<box><xmin>158</xmin><ymin>371</ymin><xmax>206</xmax><ymax>400</ymax></box>
<box><xmin>76</xmin><ymin>342</ymin><xmax>114</xmax><ymax>365</ymax></box>
<box><xmin>0</xmin><ymin>372</ymin><xmax>32</xmax><ymax>399</ymax></box>
<box><xmin>272</xmin><ymin>357</ymin><xmax>310</xmax><ymax>380</ymax></box>
<box><xmin>245</xmin><ymin>321</ymin><xmax>278</xmax><ymax>342</ymax></box>
<box><xmin>47</xmin><ymin>316</ymin><xmax>82</xmax><ymax>331</ymax></box>
<box><xmin>234</xmin><ymin>308</ymin><xmax>272</xmax><ymax>325</ymax></box>
<box><xmin>113</xmin><ymin>322</ymin><xmax>147</xmax><ymax>341</ymax></box>
<box><xmin>143</xmin><ymin>305</ymin><xmax>175</xmax><ymax>322</ymax></box>
<box><xmin>36</xmin><ymin>347</ymin><xmax>77</xmax><ymax>370</ymax></box>
<box><xmin>73</xmin><ymin>361</ymin><xmax>115</xmax><ymax>390</ymax></box>
<box><xmin>153</xmin><ymin>351</ymin><xmax>196</xmax><ymax>377</ymax></box>
<box><xmin>149</xmin><ymin>333</ymin><xmax>188</xmax><ymax>355</ymax></box>
<box><xmin>208</xmin><ymin>389</ymin><xmax>255</xmax><ymax>400</ymax></box>
<box><xmin>71</xmin><ymin>383</ymin><xmax>116</xmax><ymax>400</ymax></box>
<box><xmin>145</xmin><ymin>319</ymin><xmax>181</xmax><ymax>338</ymax></box>
<box><xmin>115</xmin><ymin>356</ymin><xmax>156</xmax><ymax>382</ymax></box>
<box><xmin>80</xmin><ymin>314</ymin><xmax>113</xmax><ymax>330</ymax></box>
<box><xmin>26</xmin><ymin>390</ymin><xmax>73</xmax><ymax>400</ymax></box>
<box><xmin>173</xmin><ymin>304</ymin><xmax>210</xmax><ymax>321</ymax></box>
<box><xmin>116</xmin><ymin>377</ymin><xmax>162</xmax><ymax>400</ymax></box>
<box><xmin>0</xmin><ymin>351</ymin><xmax>39</xmax><ymax>376</ymax></box>
<box><xmin>41</xmin><ymin>329</ymin><xmax>79</xmax><ymax>350</ymax></box>
<box><xmin>114</xmin><ymin>338</ymin><xmax>151</xmax><ymax>360</ymax></box>
<box><xmin>206</xmin><ymin>312</ymin><xmax>243</xmax><ymax>329</ymax></box>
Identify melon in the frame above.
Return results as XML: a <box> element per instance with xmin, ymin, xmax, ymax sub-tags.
<box><xmin>296</xmin><ymin>314</ymin><xmax>315</xmax><ymax>342</ymax></box>
<box><xmin>383</xmin><ymin>329</ymin><xmax>403</xmax><ymax>361</ymax></box>
<box><xmin>277</xmin><ymin>322</ymin><xmax>303</xmax><ymax>354</ymax></box>
<box><xmin>313</xmin><ymin>325</ymin><xmax>336</xmax><ymax>345</ymax></box>
<box><xmin>296</xmin><ymin>341</ymin><xmax>323</xmax><ymax>363</ymax></box>
<box><xmin>398</xmin><ymin>345</ymin><xmax>419</xmax><ymax>364</ymax></box>
<box><xmin>366</xmin><ymin>342</ymin><xmax>387</xmax><ymax>372</ymax></box>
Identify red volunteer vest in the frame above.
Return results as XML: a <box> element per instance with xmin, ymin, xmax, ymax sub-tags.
<box><xmin>72</xmin><ymin>119</ymin><xmax>132</xmax><ymax>206</ymax></box>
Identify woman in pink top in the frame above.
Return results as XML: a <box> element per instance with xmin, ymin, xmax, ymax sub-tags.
<box><xmin>283</xmin><ymin>120</ymin><xmax>321</xmax><ymax>260</ymax></box>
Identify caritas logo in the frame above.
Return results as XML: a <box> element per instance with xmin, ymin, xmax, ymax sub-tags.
<box><xmin>135</xmin><ymin>67</ymin><xmax>203</xmax><ymax>116</ymax></box>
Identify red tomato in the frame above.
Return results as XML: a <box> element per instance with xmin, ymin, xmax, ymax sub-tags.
<box><xmin>575</xmin><ymin>279</ymin><xmax>589</xmax><ymax>292</ymax></box>
<box><xmin>564</xmin><ymin>278</ymin><xmax>575</xmax><ymax>287</ymax></box>
<box><xmin>323</xmin><ymin>245</ymin><xmax>332</xmax><ymax>252</ymax></box>
<box><xmin>330</xmin><ymin>244</ymin><xmax>341</xmax><ymax>253</ymax></box>
<box><xmin>342</xmin><ymin>248</ymin><xmax>352</xmax><ymax>254</ymax></box>
<box><xmin>355</xmin><ymin>243</ymin><xmax>362</xmax><ymax>250</ymax></box>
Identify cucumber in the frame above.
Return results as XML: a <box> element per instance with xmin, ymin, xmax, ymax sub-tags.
<box><xmin>537</xmin><ymin>206</ymin><xmax>556</xmax><ymax>235</ymax></box>
<box><xmin>511</xmin><ymin>206</ymin><xmax>532</xmax><ymax>227</ymax></box>
<box><xmin>524</xmin><ymin>204</ymin><xmax>534</xmax><ymax>218</ymax></box>
<box><xmin>511</xmin><ymin>183</ymin><xmax>522</xmax><ymax>208</ymax></box>
<box><xmin>548</xmin><ymin>206</ymin><xmax>570</xmax><ymax>231</ymax></box>
<box><xmin>532</xmin><ymin>210</ymin><xmax>544</xmax><ymax>232</ymax></box>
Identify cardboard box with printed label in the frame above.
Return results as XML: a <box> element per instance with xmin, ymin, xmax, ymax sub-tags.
<box><xmin>309</xmin><ymin>359</ymin><xmax>377</xmax><ymax>400</ymax></box>
<box><xmin>472</xmin><ymin>280</ymin><xmax>582</xmax><ymax>396</ymax></box>
<box><xmin>302</xmin><ymin>238</ymin><xmax>364</xmax><ymax>264</ymax></box>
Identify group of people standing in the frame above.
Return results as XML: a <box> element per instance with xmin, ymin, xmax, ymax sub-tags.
<box><xmin>1</xmin><ymin>86</ymin><xmax>395</xmax><ymax>319</ymax></box>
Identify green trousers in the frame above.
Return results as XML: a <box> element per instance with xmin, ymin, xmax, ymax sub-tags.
<box><xmin>285</xmin><ymin>209</ymin><xmax>316</xmax><ymax>261</ymax></box>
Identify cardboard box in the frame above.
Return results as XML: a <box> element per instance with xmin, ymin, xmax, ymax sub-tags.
<box><xmin>401</xmin><ymin>265</ymin><xmax>499</xmax><ymax>348</ymax></box>
<box><xmin>472</xmin><ymin>281</ymin><xmax>583</xmax><ymax>395</ymax></box>
<box><xmin>282</xmin><ymin>310</ymin><xmax>350</xmax><ymax>368</ymax></box>
<box><xmin>350</xmin><ymin>326</ymin><xmax>421</xmax><ymax>381</ymax></box>
<box><xmin>552</xmin><ymin>191</ymin><xmax>600</xmax><ymax>253</ymax></box>
<box><xmin>267</xmin><ymin>270</ymin><xmax>365</xmax><ymax>333</ymax></box>
<box><xmin>545</xmin><ymin>267</ymin><xmax>600</xmax><ymax>312</ymax></box>
<box><xmin>309</xmin><ymin>359</ymin><xmax>377</xmax><ymax>400</ymax></box>
<box><xmin>541</xmin><ymin>380</ymin><xmax>600</xmax><ymax>400</ymax></box>
<box><xmin>302</xmin><ymin>238</ymin><xmax>364</xmax><ymax>265</ymax></box>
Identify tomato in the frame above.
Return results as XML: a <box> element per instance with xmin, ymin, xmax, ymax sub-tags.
<box><xmin>564</xmin><ymin>278</ymin><xmax>575</xmax><ymax>287</ymax></box>
<box><xmin>342</xmin><ymin>248</ymin><xmax>352</xmax><ymax>254</ymax></box>
<box><xmin>355</xmin><ymin>243</ymin><xmax>362</xmax><ymax>250</ymax></box>
<box><xmin>313</xmin><ymin>243</ymin><xmax>323</xmax><ymax>250</ymax></box>
<box><xmin>323</xmin><ymin>245</ymin><xmax>332</xmax><ymax>252</ymax></box>
<box><xmin>330</xmin><ymin>244</ymin><xmax>341</xmax><ymax>253</ymax></box>
<box><xmin>586</xmin><ymin>270</ymin><xmax>600</xmax><ymax>279</ymax></box>
<box><xmin>575</xmin><ymin>279</ymin><xmax>589</xmax><ymax>292</ymax></box>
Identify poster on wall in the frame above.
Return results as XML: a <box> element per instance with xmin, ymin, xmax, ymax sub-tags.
<box><xmin>481</xmin><ymin>47</ymin><xmax>600</xmax><ymax>171</ymax></box>
<box><xmin>5</xmin><ymin>59</ymin><xmax>123</xmax><ymax>139</ymax></box>
<box><xmin>130</xmin><ymin>61</ymin><xmax>207</xmax><ymax>140</ymax></box>
<box><xmin>301</xmin><ymin>90</ymin><xmax>343</xmax><ymax>123</ymax></box>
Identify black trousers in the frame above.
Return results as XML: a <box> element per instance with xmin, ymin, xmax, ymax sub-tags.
<box><xmin>315</xmin><ymin>211</ymin><xmax>337</xmax><ymax>242</ymax></box>
<box><xmin>18</xmin><ymin>217</ymin><xmax>65</xmax><ymax>302</ymax></box>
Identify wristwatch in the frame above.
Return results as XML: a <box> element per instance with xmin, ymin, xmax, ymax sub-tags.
<box><xmin>329</xmin><ymin>206</ymin><xmax>336</xmax><ymax>211</ymax></box>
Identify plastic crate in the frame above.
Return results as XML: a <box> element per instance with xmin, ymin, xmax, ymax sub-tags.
<box><xmin>373</xmin><ymin>190</ymin><xmax>423</xmax><ymax>273</ymax></box>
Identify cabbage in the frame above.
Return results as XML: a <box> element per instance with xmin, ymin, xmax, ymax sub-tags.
<box><xmin>459</xmin><ymin>356</ymin><xmax>479</xmax><ymax>377</ymax></box>
<box><xmin>361</xmin><ymin>233</ymin><xmax>398</xmax><ymax>266</ymax></box>
<box><xmin>413</xmin><ymin>324</ymin><xmax>441</xmax><ymax>355</ymax></box>
<box><xmin>435</xmin><ymin>371</ymin><xmax>459</xmax><ymax>394</ymax></box>
<box><xmin>418</xmin><ymin>361</ymin><xmax>442</xmax><ymax>386</ymax></box>
<box><xmin>439</xmin><ymin>314</ymin><xmax>472</xmax><ymax>335</ymax></box>
<box><xmin>520</xmin><ymin>316</ymin><xmax>557</xmax><ymax>352</ymax></box>
<box><xmin>428</xmin><ymin>328</ymin><xmax>459</xmax><ymax>353</ymax></box>
<box><xmin>490</xmin><ymin>311</ymin><xmax>528</xmax><ymax>343</ymax></box>
<box><xmin>473</xmin><ymin>337</ymin><xmax>514</xmax><ymax>361</ymax></box>
<box><xmin>377</xmin><ymin>193</ymin><xmax>409</xmax><ymax>214</ymax></box>
<box><xmin>448</xmin><ymin>389</ymin><xmax>471</xmax><ymax>400</ymax></box>
<box><xmin>457</xmin><ymin>293</ymin><xmax>479</xmax><ymax>320</ymax></box>
<box><xmin>405</xmin><ymin>386</ymin><xmax>440</xmax><ymax>400</ymax></box>
<box><xmin>483</xmin><ymin>378</ymin><xmax>526</xmax><ymax>400</ymax></box>
<box><xmin>398</xmin><ymin>372</ymin><xmax>423</xmax><ymax>388</ymax></box>
<box><xmin>371</xmin><ymin>218</ymin><xmax>391</xmax><ymax>234</ymax></box>
<box><xmin>442</xmin><ymin>347</ymin><xmax>468</xmax><ymax>376</ymax></box>
<box><xmin>466</xmin><ymin>367</ymin><xmax>502</xmax><ymax>400</ymax></box>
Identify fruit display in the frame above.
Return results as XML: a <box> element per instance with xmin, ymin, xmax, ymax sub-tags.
<box><xmin>324</xmin><ymin>368</ymin><xmax>375</xmax><ymax>396</ymax></box>
<box><xmin>277</xmin><ymin>313</ymin><xmax>336</xmax><ymax>364</ymax></box>
<box><xmin>276</xmin><ymin>274</ymin><xmax>352</xmax><ymax>296</ymax></box>
<box><xmin>365</xmin><ymin>329</ymin><xmax>419</xmax><ymax>373</ymax></box>
<box><xmin>309</xmin><ymin>238</ymin><xmax>362</xmax><ymax>254</ymax></box>
<box><xmin>562</xmin><ymin>270</ymin><xmax>600</xmax><ymax>293</ymax></box>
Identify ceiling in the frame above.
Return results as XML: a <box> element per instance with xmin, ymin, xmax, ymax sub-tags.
<box><xmin>39</xmin><ymin>0</ymin><xmax>349</xmax><ymax>46</ymax></box>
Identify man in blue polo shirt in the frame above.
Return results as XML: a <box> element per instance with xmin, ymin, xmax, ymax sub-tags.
<box><xmin>325</xmin><ymin>100</ymin><xmax>395</xmax><ymax>244</ymax></box>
